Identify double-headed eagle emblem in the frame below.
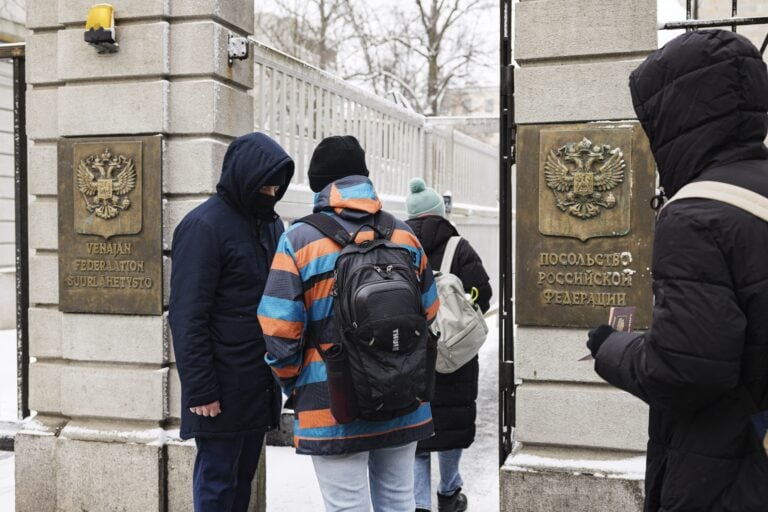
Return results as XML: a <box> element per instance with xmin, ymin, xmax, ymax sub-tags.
<box><xmin>77</xmin><ymin>148</ymin><xmax>136</xmax><ymax>220</ymax></box>
<box><xmin>544</xmin><ymin>138</ymin><xmax>626</xmax><ymax>220</ymax></box>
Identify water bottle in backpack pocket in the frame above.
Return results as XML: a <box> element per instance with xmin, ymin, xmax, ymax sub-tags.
<box><xmin>324</xmin><ymin>343</ymin><xmax>360</xmax><ymax>424</ymax></box>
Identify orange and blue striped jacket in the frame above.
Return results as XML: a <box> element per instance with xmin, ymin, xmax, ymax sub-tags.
<box><xmin>258</xmin><ymin>176</ymin><xmax>439</xmax><ymax>455</ymax></box>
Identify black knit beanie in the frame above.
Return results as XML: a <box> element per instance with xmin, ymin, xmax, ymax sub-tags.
<box><xmin>307</xmin><ymin>135</ymin><xmax>370</xmax><ymax>192</ymax></box>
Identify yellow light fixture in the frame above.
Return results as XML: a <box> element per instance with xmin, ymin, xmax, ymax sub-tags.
<box><xmin>84</xmin><ymin>4</ymin><xmax>118</xmax><ymax>53</ymax></box>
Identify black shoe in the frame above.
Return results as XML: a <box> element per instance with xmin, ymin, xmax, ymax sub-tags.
<box><xmin>437</xmin><ymin>488</ymin><xmax>468</xmax><ymax>512</ymax></box>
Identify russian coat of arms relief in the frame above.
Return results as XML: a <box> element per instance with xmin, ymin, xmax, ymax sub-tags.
<box><xmin>71</xmin><ymin>141</ymin><xmax>143</xmax><ymax>240</ymax></box>
<box><xmin>544</xmin><ymin>138</ymin><xmax>626</xmax><ymax>220</ymax></box>
<box><xmin>77</xmin><ymin>148</ymin><xmax>137</xmax><ymax>220</ymax></box>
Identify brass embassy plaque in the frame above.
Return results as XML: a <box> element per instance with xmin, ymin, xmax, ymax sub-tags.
<box><xmin>58</xmin><ymin>136</ymin><xmax>162</xmax><ymax>315</ymax></box>
<box><xmin>516</xmin><ymin>123</ymin><xmax>655</xmax><ymax>328</ymax></box>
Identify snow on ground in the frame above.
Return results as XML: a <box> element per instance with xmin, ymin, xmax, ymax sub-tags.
<box><xmin>1</xmin><ymin>329</ymin><xmax>17</xmax><ymax>512</ymax></box>
<box><xmin>456</xmin><ymin>313</ymin><xmax>500</xmax><ymax>511</ymax></box>
<box><xmin>266</xmin><ymin>314</ymin><xmax>501</xmax><ymax>512</ymax></box>
<box><xmin>506</xmin><ymin>453</ymin><xmax>645</xmax><ymax>481</ymax></box>
<box><xmin>0</xmin><ymin>330</ymin><xmax>16</xmax><ymax>422</ymax></box>
<box><xmin>0</xmin><ymin>452</ymin><xmax>13</xmax><ymax>512</ymax></box>
<box><xmin>266</xmin><ymin>446</ymin><xmax>325</xmax><ymax>510</ymax></box>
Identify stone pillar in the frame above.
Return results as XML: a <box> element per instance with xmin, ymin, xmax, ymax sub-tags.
<box><xmin>18</xmin><ymin>1</ymin><xmax>257</xmax><ymax>511</ymax></box>
<box><xmin>502</xmin><ymin>1</ymin><xmax>658</xmax><ymax>511</ymax></box>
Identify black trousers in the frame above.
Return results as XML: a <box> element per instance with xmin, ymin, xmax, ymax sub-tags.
<box><xmin>193</xmin><ymin>433</ymin><xmax>265</xmax><ymax>512</ymax></box>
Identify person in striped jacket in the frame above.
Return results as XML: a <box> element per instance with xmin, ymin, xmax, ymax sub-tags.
<box><xmin>258</xmin><ymin>135</ymin><xmax>439</xmax><ymax>512</ymax></box>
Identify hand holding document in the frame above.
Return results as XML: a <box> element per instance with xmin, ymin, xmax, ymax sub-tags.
<box><xmin>579</xmin><ymin>306</ymin><xmax>636</xmax><ymax>361</ymax></box>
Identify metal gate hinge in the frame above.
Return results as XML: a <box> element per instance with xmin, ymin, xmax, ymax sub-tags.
<box><xmin>228</xmin><ymin>34</ymin><xmax>249</xmax><ymax>66</ymax></box>
<box><xmin>500</xmin><ymin>64</ymin><xmax>514</xmax><ymax>97</ymax></box>
<box><xmin>500</xmin><ymin>360</ymin><xmax>515</xmax><ymax>389</ymax></box>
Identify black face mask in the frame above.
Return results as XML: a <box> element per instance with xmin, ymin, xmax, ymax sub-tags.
<box><xmin>251</xmin><ymin>192</ymin><xmax>278</xmax><ymax>220</ymax></box>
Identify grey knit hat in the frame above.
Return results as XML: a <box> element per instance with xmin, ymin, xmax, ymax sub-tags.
<box><xmin>406</xmin><ymin>178</ymin><xmax>445</xmax><ymax>219</ymax></box>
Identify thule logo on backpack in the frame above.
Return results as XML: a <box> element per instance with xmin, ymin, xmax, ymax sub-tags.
<box><xmin>392</xmin><ymin>328</ymin><xmax>399</xmax><ymax>352</ymax></box>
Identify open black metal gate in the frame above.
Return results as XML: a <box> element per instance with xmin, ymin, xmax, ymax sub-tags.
<box><xmin>498</xmin><ymin>0</ymin><xmax>515</xmax><ymax>466</ymax></box>
<box><xmin>498</xmin><ymin>0</ymin><xmax>768</xmax><ymax>465</ymax></box>
<box><xmin>0</xmin><ymin>42</ymin><xmax>27</xmax><ymax>451</ymax></box>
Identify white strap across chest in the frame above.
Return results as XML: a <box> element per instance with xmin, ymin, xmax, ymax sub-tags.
<box><xmin>663</xmin><ymin>181</ymin><xmax>768</xmax><ymax>223</ymax></box>
<box><xmin>440</xmin><ymin>236</ymin><xmax>462</xmax><ymax>274</ymax></box>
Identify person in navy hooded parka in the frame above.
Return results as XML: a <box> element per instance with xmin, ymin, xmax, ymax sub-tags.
<box><xmin>169</xmin><ymin>132</ymin><xmax>294</xmax><ymax>511</ymax></box>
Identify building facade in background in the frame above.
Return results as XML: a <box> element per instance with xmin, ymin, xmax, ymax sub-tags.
<box><xmin>438</xmin><ymin>85</ymin><xmax>499</xmax><ymax>145</ymax></box>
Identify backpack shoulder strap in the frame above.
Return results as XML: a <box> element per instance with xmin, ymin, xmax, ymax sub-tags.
<box><xmin>663</xmin><ymin>181</ymin><xmax>768</xmax><ymax>223</ymax></box>
<box><xmin>297</xmin><ymin>213</ymin><xmax>352</xmax><ymax>246</ymax></box>
<box><xmin>374</xmin><ymin>211</ymin><xmax>396</xmax><ymax>240</ymax></box>
<box><xmin>440</xmin><ymin>236</ymin><xmax>462</xmax><ymax>274</ymax></box>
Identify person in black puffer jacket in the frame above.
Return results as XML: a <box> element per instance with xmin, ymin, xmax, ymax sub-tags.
<box><xmin>587</xmin><ymin>30</ymin><xmax>768</xmax><ymax>512</ymax></box>
<box><xmin>405</xmin><ymin>178</ymin><xmax>492</xmax><ymax>512</ymax></box>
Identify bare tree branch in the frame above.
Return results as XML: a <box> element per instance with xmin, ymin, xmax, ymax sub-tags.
<box><xmin>256</xmin><ymin>0</ymin><xmax>494</xmax><ymax>116</ymax></box>
<box><xmin>391</xmin><ymin>37</ymin><xmax>430</xmax><ymax>60</ymax></box>
<box><xmin>256</xmin><ymin>0</ymin><xmax>349</xmax><ymax>71</ymax></box>
<box><xmin>379</xmin><ymin>70</ymin><xmax>425</xmax><ymax>114</ymax></box>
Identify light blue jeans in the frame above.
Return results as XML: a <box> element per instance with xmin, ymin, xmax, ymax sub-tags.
<box><xmin>413</xmin><ymin>449</ymin><xmax>464</xmax><ymax>510</ymax></box>
<box><xmin>311</xmin><ymin>442</ymin><xmax>418</xmax><ymax>512</ymax></box>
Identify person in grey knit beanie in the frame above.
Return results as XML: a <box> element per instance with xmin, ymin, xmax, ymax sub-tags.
<box><xmin>406</xmin><ymin>178</ymin><xmax>445</xmax><ymax>218</ymax></box>
<box><xmin>405</xmin><ymin>176</ymin><xmax>491</xmax><ymax>512</ymax></box>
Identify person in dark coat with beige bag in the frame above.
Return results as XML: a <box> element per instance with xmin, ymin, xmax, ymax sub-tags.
<box><xmin>586</xmin><ymin>30</ymin><xmax>768</xmax><ymax>512</ymax></box>
<box><xmin>405</xmin><ymin>178</ymin><xmax>492</xmax><ymax>512</ymax></box>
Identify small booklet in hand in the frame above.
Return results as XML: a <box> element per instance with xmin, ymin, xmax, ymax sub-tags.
<box><xmin>579</xmin><ymin>306</ymin><xmax>637</xmax><ymax>361</ymax></box>
<box><xmin>608</xmin><ymin>306</ymin><xmax>636</xmax><ymax>332</ymax></box>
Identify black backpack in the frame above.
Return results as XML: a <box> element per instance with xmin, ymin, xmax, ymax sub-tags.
<box><xmin>299</xmin><ymin>211</ymin><xmax>436</xmax><ymax>423</ymax></box>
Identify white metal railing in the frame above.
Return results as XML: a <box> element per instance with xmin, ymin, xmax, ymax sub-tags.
<box><xmin>251</xmin><ymin>41</ymin><xmax>498</xmax><ymax>206</ymax></box>
<box><xmin>426</xmin><ymin>128</ymin><xmax>498</xmax><ymax>208</ymax></box>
